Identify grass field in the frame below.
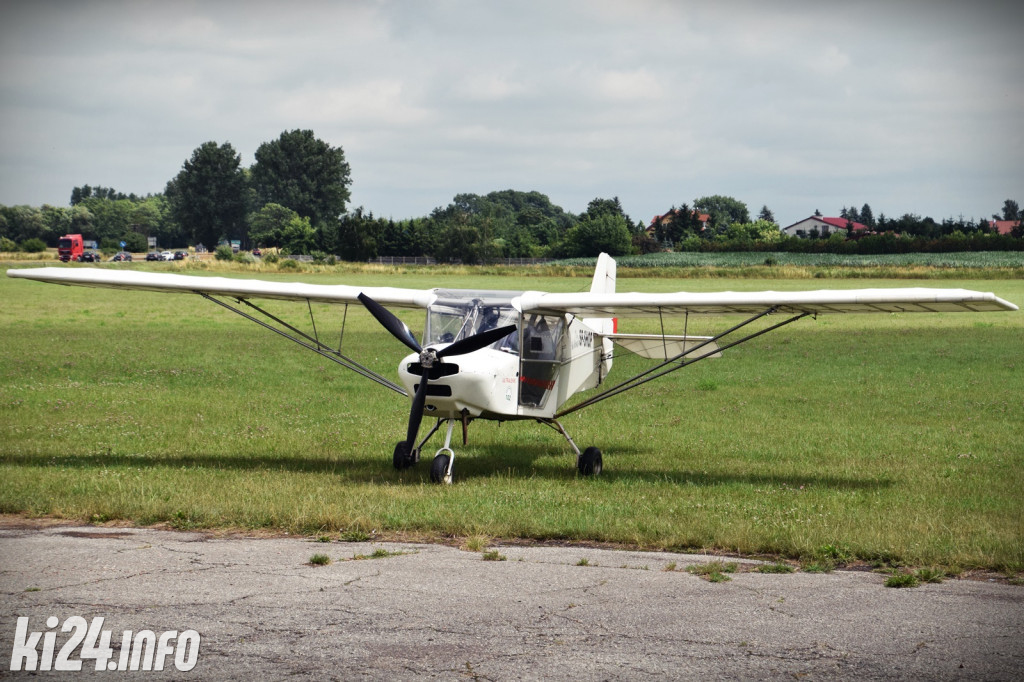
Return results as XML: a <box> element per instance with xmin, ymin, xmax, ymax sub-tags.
<box><xmin>1</xmin><ymin>262</ymin><xmax>1021</xmax><ymax>573</ymax></box>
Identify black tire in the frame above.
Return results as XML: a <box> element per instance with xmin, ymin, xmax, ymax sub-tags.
<box><xmin>430</xmin><ymin>453</ymin><xmax>451</xmax><ymax>483</ymax></box>
<box><xmin>578</xmin><ymin>446</ymin><xmax>603</xmax><ymax>476</ymax></box>
<box><xmin>393</xmin><ymin>441</ymin><xmax>414</xmax><ymax>470</ymax></box>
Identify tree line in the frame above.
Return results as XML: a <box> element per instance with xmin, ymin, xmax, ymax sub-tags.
<box><xmin>1</xmin><ymin>129</ymin><xmax>1021</xmax><ymax>259</ymax></box>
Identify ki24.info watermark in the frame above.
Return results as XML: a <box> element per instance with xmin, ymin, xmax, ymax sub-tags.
<box><xmin>10</xmin><ymin>616</ymin><xmax>200</xmax><ymax>672</ymax></box>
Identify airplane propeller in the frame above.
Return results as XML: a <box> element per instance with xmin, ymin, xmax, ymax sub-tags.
<box><xmin>357</xmin><ymin>293</ymin><xmax>515</xmax><ymax>468</ymax></box>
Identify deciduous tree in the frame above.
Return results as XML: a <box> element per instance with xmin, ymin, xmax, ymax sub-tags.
<box><xmin>560</xmin><ymin>212</ymin><xmax>632</xmax><ymax>257</ymax></box>
<box><xmin>249</xmin><ymin>203</ymin><xmax>299</xmax><ymax>248</ymax></box>
<box><xmin>166</xmin><ymin>142</ymin><xmax>247</xmax><ymax>249</ymax></box>
<box><xmin>251</xmin><ymin>130</ymin><xmax>351</xmax><ymax>227</ymax></box>
<box><xmin>694</xmin><ymin>195</ymin><xmax>749</xmax><ymax>231</ymax></box>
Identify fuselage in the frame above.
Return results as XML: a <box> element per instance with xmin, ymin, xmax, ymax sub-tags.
<box><xmin>395</xmin><ymin>289</ymin><xmax>613</xmax><ymax>420</ymax></box>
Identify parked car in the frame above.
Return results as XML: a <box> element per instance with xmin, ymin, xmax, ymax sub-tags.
<box><xmin>79</xmin><ymin>251</ymin><xmax>100</xmax><ymax>262</ymax></box>
<box><xmin>160</xmin><ymin>251</ymin><xmax>174</xmax><ymax>261</ymax></box>
<box><xmin>111</xmin><ymin>252</ymin><xmax>132</xmax><ymax>262</ymax></box>
<box><xmin>252</xmin><ymin>248</ymin><xmax>262</xmax><ymax>257</ymax></box>
<box><xmin>145</xmin><ymin>252</ymin><xmax>160</xmax><ymax>261</ymax></box>
<box><xmin>174</xmin><ymin>251</ymin><xmax>187</xmax><ymax>260</ymax></box>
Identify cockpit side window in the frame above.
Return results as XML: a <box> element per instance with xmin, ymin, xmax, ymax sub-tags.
<box><xmin>519</xmin><ymin>314</ymin><xmax>565</xmax><ymax>408</ymax></box>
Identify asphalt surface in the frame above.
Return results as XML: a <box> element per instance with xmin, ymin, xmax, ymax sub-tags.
<box><xmin>1</xmin><ymin>522</ymin><xmax>1021</xmax><ymax>680</ymax></box>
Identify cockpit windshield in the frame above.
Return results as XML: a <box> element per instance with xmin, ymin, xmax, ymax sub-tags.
<box><xmin>425</xmin><ymin>290</ymin><xmax>521</xmax><ymax>354</ymax></box>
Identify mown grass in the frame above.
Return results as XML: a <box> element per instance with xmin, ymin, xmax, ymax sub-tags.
<box><xmin>1</xmin><ymin>263</ymin><xmax>1021</xmax><ymax>572</ymax></box>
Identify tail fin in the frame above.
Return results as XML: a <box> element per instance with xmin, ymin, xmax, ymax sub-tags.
<box><xmin>589</xmin><ymin>252</ymin><xmax>616</xmax><ymax>297</ymax></box>
<box><xmin>585</xmin><ymin>253</ymin><xmax>616</xmax><ymax>334</ymax></box>
<box><xmin>584</xmin><ymin>253</ymin><xmax>616</xmax><ymax>380</ymax></box>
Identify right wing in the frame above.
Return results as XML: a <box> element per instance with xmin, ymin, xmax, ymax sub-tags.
<box><xmin>6</xmin><ymin>267</ymin><xmax>437</xmax><ymax>308</ymax></box>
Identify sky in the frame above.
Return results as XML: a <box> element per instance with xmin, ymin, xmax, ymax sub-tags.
<box><xmin>1</xmin><ymin>0</ymin><xmax>1021</xmax><ymax>229</ymax></box>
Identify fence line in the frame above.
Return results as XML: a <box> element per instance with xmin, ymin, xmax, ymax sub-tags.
<box><xmin>269</xmin><ymin>255</ymin><xmax>557</xmax><ymax>266</ymax></box>
<box><xmin>368</xmin><ymin>256</ymin><xmax>554</xmax><ymax>266</ymax></box>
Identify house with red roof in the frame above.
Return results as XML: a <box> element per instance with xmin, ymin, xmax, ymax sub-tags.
<box><xmin>781</xmin><ymin>215</ymin><xmax>870</xmax><ymax>238</ymax></box>
<box><xmin>990</xmin><ymin>220</ymin><xmax>1021</xmax><ymax>236</ymax></box>
<box><xmin>646</xmin><ymin>210</ymin><xmax>711</xmax><ymax>236</ymax></box>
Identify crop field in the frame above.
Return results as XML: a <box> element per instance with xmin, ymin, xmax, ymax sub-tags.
<box><xmin>1</xmin><ymin>262</ymin><xmax>1021</xmax><ymax>572</ymax></box>
<box><xmin>558</xmin><ymin>251</ymin><xmax>1024</xmax><ymax>274</ymax></box>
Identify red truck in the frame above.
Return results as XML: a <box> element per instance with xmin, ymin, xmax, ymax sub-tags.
<box><xmin>57</xmin><ymin>234</ymin><xmax>84</xmax><ymax>262</ymax></box>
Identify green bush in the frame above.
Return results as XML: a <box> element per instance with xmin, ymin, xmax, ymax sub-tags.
<box><xmin>0</xmin><ymin>237</ymin><xmax>17</xmax><ymax>252</ymax></box>
<box><xmin>263</xmin><ymin>252</ymin><xmax>279</xmax><ymax>264</ymax></box>
<box><xmin>121</xmin><ymin>232</ymin><xmax>149</xmax><ymax>253</ymax></box>
<box><xmin>19</xmin><ymin>238</ymin><xmax>47</xmax><ymax>253</ymax></box>
<box><xmin>232</xmin><ymin>252</ymin><xmax>255</xmax><ymax>264</ymax></box>
<box><xmin>278</xmin><ymin>259</ymin><xmax>300</xmax><ymax>271</ymax></box>
<box><xmin>214</xmin><ymin>245</ymin><xmax>234</xmax><ymax>261</ymax></box>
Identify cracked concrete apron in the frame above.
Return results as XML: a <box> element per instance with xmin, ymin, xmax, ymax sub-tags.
<box><xmin>1</xmin><ymin>525</ymin><xmax>1021</xmax><ymax>680</ymax></box>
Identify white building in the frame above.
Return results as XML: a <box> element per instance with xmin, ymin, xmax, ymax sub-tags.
<box><xmin>781</xmin><ymin>216</ymin><xmax>869</xmax><ymax>238</ymax></box>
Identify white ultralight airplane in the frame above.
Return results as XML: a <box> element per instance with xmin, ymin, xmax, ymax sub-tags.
<box><xmin>8</xmin><ymin>255</ymin><xmax>1017</xmax><ymax>483</ymax></box>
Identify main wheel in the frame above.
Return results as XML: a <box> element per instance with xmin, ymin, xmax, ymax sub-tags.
<box><xmin>393</xmin><ymin>441</ymin><xmax>414</xmax><ymax>470</ymax></box>
<box><xmin>577</xmin><ymin>446</ymin><xmax>603</xmax><ymax>476</ymax></box>
<box><xmin>430</xmin><ymin>453</ymin><xmax>451</xmax><ymax>484</ymax></box>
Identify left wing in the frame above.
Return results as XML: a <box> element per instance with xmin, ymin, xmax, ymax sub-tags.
<box><xmin>7</xmin><ymin>266</ymin><xmax>440</xmax><ymax>397</ymax></box>
<box><xmin>6</xmin><ymin>267</ymin><xmax>437</xmax><ymax>308</ymax></box>
<box><xmin>518</xmin><ymin>287</ymin><xmax>1018</xmax><ymax>316</ymax></box>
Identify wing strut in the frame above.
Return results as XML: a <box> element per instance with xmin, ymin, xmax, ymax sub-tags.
<box><xmin>198</xmin><ymin>293</ymin><xmax>407</xmax><ymax>396</ymax></box>
<box><xmin>556</xmin><ymin>308</ymin><xmax>809</xmax><ymax>417</ymax></box>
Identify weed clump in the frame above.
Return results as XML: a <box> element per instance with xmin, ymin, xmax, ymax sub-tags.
<box><xmin>687</xmin><ymin>561</ymin><xmax>738</xmax><ymax>582</ymax></box>
<box><xmin>885</xmin><ymin>573</ymin><xmax>920</xmax><ymax>588</ymax></box>
<box><xmin>463</xmin><ymin>535</ymin><xmax>489</xmax><ymax>552</ymax></box>
<box><xmin>309</xmin><ymin>553</ymin><xmax>331</xmax><ymax>566</ymax></box>
<box><xmin>915</xmin><ymin>567</ymin><xmax>945</xmax><ymax>584</ymax></box>
<box><xmin>352</xmin><ymin>548</ymin><xmax>409</xmax><ymax>560</ymax></box>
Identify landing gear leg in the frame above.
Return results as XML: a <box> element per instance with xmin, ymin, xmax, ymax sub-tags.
<box><xmin>413</xmin><ymin>418</ymin><xmax>444</xmax><ymax>463</ymax></box>
<box><xmin>430</xmin><ymin>419</ymin><xmax>457</xmax><ymax>485</ymax></box>
<box><xmin>543</xmin><ymin>419</ymin><xmax>604</xmax><ymax>477</ymax></box>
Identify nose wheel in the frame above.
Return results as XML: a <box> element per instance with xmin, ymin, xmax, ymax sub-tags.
<box><xmin>428</xmin><ymin>419</ymin><xmax>457</xmax><ymax>485</ymax></box>
<box><xmin>430</xmin><ymin>450</ymin><xmax>453</xmax><ymax>484</ymax></box>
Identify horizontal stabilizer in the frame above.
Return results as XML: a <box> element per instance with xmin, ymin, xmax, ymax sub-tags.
<box><xmin>608</xmin><ymin>334</ymin><xmax>721</xmax><ymax>360</ymax></box>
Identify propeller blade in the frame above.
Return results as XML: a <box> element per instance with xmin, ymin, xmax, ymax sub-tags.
<box><xmin>438</xmin><ymin>324</ymin><xmax>517</xmax><ymax>358</ymax></box>
<box><xmin>357</xmin><ymin>292</ymin><xmax>421</xmax><ymax>353</ymax></box>
<box><xmin>405</xmin><ymin>376</ymin><xmax>429</xmax><ymax>448</ymax></box>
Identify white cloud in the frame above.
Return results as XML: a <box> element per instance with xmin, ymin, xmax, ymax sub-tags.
<box><xmin>596</xmin><ymin>69</ymin><xmax>666</xmax><ymax>101</ymax></box>
<box><xmin>276</xmin><ymin>81</ymin><xmax>432</xmax><ymax>127</ymax></box>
